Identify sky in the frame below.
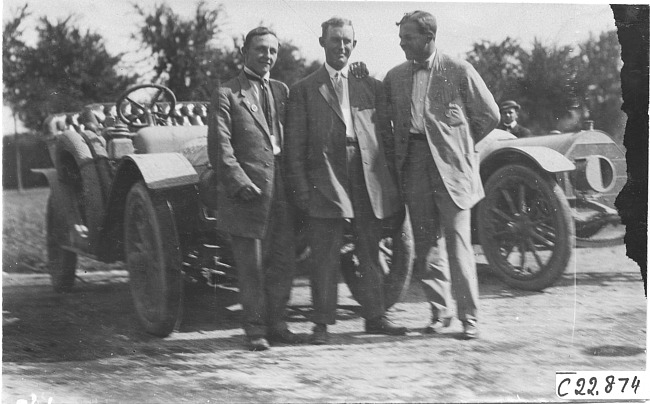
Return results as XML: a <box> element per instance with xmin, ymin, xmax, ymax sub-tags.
<box><xmin>2</xmin><ymin>0</ymin><xmax>619</xmax><ymax>134</ymax></box>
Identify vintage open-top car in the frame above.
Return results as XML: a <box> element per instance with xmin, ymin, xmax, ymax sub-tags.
<box><xmin>37</xmin><ymin>84</ymin><xmax>626</xmax><ymax>337</ymax></box>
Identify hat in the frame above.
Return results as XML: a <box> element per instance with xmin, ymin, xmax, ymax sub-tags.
<box><xmin>499</xmin><ymin>100</ymin><xmax>521</xmax><ymax>111</ymax></box>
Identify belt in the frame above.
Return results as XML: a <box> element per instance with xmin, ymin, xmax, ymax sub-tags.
<box><xmin>409</xmin><ymin>133</ymin><xmax>427</xmax><ymax>141</ymax></box>
<box><xmin>346</xmin><ymin>138</ymin><xmax>358</xmax><ymax>144</ymax></box>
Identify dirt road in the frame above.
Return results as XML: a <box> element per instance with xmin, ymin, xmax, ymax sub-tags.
<box><xmin>3</xmin><ymin>245</ymin><xmax>646</xmax><ymax>403</ymax></box>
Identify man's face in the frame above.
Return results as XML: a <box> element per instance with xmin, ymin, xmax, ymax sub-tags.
<box><xmin>242</xmin><ymin>34</ymin><xmax>279</xmax><ymax>77</ymax></box>
<box><xmin>501</xmin><ymin>108</ymin><xmax>518</xmax><ymax>125</ymax></box>
<box><xmin>399</xmin><ymin>21</ymin><xmax>433</xmax><ymax>62</ymax></box>
<box><xmin>319</xmin><ymin>25</ymin><xmax>356</xmax><ymax>70</ymax></box>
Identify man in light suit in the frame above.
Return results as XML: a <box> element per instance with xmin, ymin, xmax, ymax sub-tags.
<box><xmin>384</xmin><ymin>11</ymin><xmax>500</xmax><ymax>339</ymax></box>
<box><xmin>208</xmin><ymin>27</ymin><xmax>301</xmax><ymax>351</ymax></box>
<box><xmin>286</xmin><ymin>17</ymin><xmax>407</xmax><ymax>344</ymax></box>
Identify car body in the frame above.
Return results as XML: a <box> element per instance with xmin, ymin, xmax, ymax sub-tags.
<box><xmin>37</xmin><ymin>85</ymin><xmax>626</xmax><ymax>336</ymax></box>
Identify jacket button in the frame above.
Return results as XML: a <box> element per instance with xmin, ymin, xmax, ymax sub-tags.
<box><xmin>265</xmin><ymin>179</ymin><xmax>270</xmax><ymax>183</ymax></box>
<box><xmin>264</xmin><ymin>147</ymin><xmax>270</xmax><ymax>151</ymax></box>
<box><xmin>264</xmin><ymin>162</ymin><xmax>270</xmax><ymax>167</ymax></box>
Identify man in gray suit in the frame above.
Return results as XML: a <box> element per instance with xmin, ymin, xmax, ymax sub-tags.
<box><xmin>208</xmin><ymin>27</ymin><xmax>301</xmax><ymax>351</ymax></box>
<box><xmin>384</xmin><ymin>11</ymin><xmax>500</xmax><ymax>339</ymax></box>
<box><xmin>286</xmin><ymin>17</ymin><xmax>407</xmax><ymax>344</ymax></box>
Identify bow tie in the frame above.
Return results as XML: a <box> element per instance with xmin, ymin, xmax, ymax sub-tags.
<box><xmin>413</xmin><ymin>61</ymin><xmax>430</xmax><ymax>72</ymax></box>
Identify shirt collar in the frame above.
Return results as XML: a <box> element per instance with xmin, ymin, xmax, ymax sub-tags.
<box><xmin>243</xmin><ymin>66</ymin><xmax>270</xmax><ymax>82</ymax></box>
<box><xmin>325</xmin><ymin>63</ymin><xmax>349</xmax><ymax>79</ymax></box>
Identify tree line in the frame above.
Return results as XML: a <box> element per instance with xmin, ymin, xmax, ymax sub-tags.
<box><xmin>4</xmin><ymin>2</ymin><xmax>623</xmax><ymax>142</ymax></box>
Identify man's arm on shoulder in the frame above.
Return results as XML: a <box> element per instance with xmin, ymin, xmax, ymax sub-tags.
<box><xmin>208</xmin><ymin>86</ymin><xmax>256</xmax><ymax>198</ymax></box>
<box><xmin>285</xmin><ymin>82</ymin><xmax>310</xmax><ymax>210</ymax></box>
<box><xmin>459</xmin><ymin>62</ymin><xmax>500</xmax><ymax>144</ymax></box>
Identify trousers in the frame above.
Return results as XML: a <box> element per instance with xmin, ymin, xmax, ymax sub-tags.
<box><xmin>230</xmin><ymin>158</ymin><xmax>296</xmax><ymax>337</ymax></box>
<box><xmin>308</xmin><ymin>143</ymin><xmax>386</xmax><ymax>324</ymax></box>
<box><xmin>403</xmin><ymin>139</ymin><xmax>479</xmax><ymax>321</ymax></box>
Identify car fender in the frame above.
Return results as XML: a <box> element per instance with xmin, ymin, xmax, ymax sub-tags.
<box><xmin>99</xmin><ymin>153</ymin><xmax>200</xmax><ymax>262</ymax></box>
<box><xmin>480</xmin><ymin>146</ymin><xmax>575</xmax><ymax>179</ymax></box>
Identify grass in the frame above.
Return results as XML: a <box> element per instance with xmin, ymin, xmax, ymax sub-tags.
<box><xmin>3</xmin><ymin>187</ymin><xmax>118</xmax><ymax>274</ymax></box>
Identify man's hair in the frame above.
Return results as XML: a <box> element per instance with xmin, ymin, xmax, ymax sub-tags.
<box><xmin>242</xmin><ymin>26</ymin><xmax>279</xmax><ymax>50</ymax></box>
<box><xmin>396</xmin><ymin>11</ymin><xmax>437</xmax><ymax>36</ymax></box>
<box><xmin>320</xmin><ymin>17</ymin><xmax>355</xmax><ymax>38</ymax></box>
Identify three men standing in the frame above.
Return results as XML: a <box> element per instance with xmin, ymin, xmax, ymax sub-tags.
<box><xmin>384</xmin><ymin>11</ymin><xmax>500</xmax><ymax>339</ymax></box>
<box><xmin>208</xmin><ymin>27</ymin><xmax>302</xmax><ymax>351</ymax></box>
<box><xmin>285</xmin><ymin>18</ymin><xmax>407</xmax><ymax>344</ymax></box>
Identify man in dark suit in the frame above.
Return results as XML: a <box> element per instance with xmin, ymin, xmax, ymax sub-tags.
<box><xmin>208</xmin><ymin>27</ymin><xmax>301</xmax><ymax>351</ymax></box>
<box><xmin>286</xmin><ymin>17</ymin><xmax>407</xmax><ymax>344</ymax></box>
<box><xmin>498</xmin><ymin>100</ymin><xmax>533</xmax><ymax>138</ymax></box>
<box><xmin>384</xmin><ymin>11</ymin><xmax>500</xmax><ymax>339</ymax></box>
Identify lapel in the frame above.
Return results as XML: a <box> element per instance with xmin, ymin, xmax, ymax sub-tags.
<box><xmin>237</xmin><ymin>72</ymin><xmax>271</xmax><ymax>140</ymax></box>
<box><xmin>398</xmin><ymin>62</ymin><xmax>415</xmax><ymax>109</ymax></box>
<box><xmin>428</xmin><ymin>52</ymin><xmax>454</xmax><ymax>103</ymax></box>
<box><xmin>269</xmin><ymin>80</ymin><xmax>284</xmax><ymax>145</ymax></box>
<box><xmin>316</xmin><ymin>66</ymin><xmax>345</xmax><ymax>124</ymax></box>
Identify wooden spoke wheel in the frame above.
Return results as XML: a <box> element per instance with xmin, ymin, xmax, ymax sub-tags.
<box><xmin>478</xmin><ymin>165</ymin><xmax>574</xmax><ymax>291</ymax></box>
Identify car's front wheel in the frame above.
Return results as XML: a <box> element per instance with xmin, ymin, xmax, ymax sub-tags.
<box><xmin>478</xmin><ymin>165</ymin><xmax>574</xmax><ymax>291</ymax></box>
<box><xmin>124</xmin><ymin>182</ymin><xmax>183</xmax><ymax>337</ymax></box>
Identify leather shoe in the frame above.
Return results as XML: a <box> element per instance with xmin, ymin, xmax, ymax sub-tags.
<box><xmin>462</xmin><ymin>319</ymin><xmax>479</xmax><ymax>340</ymax></box>
<box><xmin>365</xmin><ymin>316</ymin><xmax>407</xmax><ymax>336</ymax></box>
<box><xmin>268</xmin><ymin>329</ymin><xmax>304</xmax><ymax>345</ymax></box>
<box><xmin>247</xmin><ymin>337</ymin><xmax>270</xmax><ymax>351</ymax></box>
<box><xmin>310</xmin><ymin>324</ymin><xmax>329</xmax><ymax>345</ymax></box>
<box><xmin>423</xmin><ymin>317</ymin><xmax>452</xmax><ymax>334</ymax></box>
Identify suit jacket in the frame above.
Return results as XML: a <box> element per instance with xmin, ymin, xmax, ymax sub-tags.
<box><xmin>286</xmin><ymin>65</ymin><xmax>401</xmax><ymax>219</ymax></box>
<box><xmin>207</xmin><ymin>71</ymin><xmax>289</xmax><ymax>238</ymax></box>
<box><xmin>384</xmin><ymin>52</ymin><xmax>500</xmax><ymax>210</ymax></box>
<box><xmin>497</xmin><ymin>122</ymin><xmax>533</xmax><ymax>138</ymax></box>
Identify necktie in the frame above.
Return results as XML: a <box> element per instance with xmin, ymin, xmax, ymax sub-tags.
<box><xmin>333</xmin><ymin>72</ymin><xmax>345</xmax><ymax>104</ymax></box>
<box><xmin>260</xmin><ymin>79</ymin><xmax>273</xmax><ymax>132</ymax></box>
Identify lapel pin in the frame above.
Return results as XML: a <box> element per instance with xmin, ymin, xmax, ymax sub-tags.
<box><xmin>251</xmin><ymin>104</ymin><xmax>258</xmax><ymax>112</ymax></box>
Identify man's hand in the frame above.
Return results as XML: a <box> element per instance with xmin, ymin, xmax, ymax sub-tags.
<box><xmin>236</xmin><ymin>184</ymin><xmax>262</xmax><ymax>202</ymax></box>
<box><xmin>350</xmin><ymin>61</ymin><xmax>369</xmax><ymax>79</ymax></box>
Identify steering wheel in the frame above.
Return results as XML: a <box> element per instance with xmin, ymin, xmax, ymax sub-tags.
<box><xmin>116</xmin><ymin>84</ymin><xmax>177</xmax><ymax>128</ymax></box>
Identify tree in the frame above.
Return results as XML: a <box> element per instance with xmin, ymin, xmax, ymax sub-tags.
<box><xmin>272</xmin><ymin>40</ymin><xmax>320</xmax><ymax>87</ymax></box>
<box><xmin>466</xmin><ymin>37</ymin><xmax>528</xmax><ymax>103</ymax></box>
<box><xmin>519</xmin><ymin>40</ymin><xmax>583</xmax><ymax>133</ymax></box>
<box><xmin>3</xmin><ymin>10</ymin><xmax>137</xmax><ymax>131</ymax></box>
<box><xmin>3</xmin><ymin>4</ymin><xmax>30</xmax><ymax>116</ymax></box>
<box><xmin>576</xmin><ymin>31</ymin><xmax>625</xmax><ymax>141</ymax></box>
<box><xmin>466</xmin><ymin>32</ymin><xmax>624</xmax><ymax>138</ymax></box>
<box><xmin>133</xmin><ymin>2</ymin><xmax>320</xmax><ymax>100</ymax></box>
<box><xmin>133</xmin><ymin>1</ymin><xmax>241</xmax><ymax>101</ymax></box>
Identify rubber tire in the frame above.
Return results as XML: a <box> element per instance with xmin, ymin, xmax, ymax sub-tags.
<box><xmin>341</xmin><ymin>217</ymin><xmax>414</xmax><ymax>309</ymax></box>
<box><xmin>46</xmin><ymin>195</ymin><xmax>78</xmax><ymax>292</ymax></box>
<box><xmin>478</xmin><ymin>165</ymin><xmax>574</xmax><ymax>291</ymax></box>
<box><xmin>124</xmin><ymin>182</ymin><xmax>183</xmax><ymax>337</ymax></box>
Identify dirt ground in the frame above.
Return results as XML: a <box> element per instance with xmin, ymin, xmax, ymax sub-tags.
<box><xmin>2</xmin><ymin>242</ymin><xmax>646</xmax><ymax>403</ymax></box>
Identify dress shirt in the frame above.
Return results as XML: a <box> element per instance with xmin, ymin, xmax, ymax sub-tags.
<box><xmin>243</xmin><ymin>66</ymin><xmax>282</xmax><ymax>155</ymax></box>
<box><xmin>325</xmin><ymin>63</ymin><xmax>356</xmax><ymax>140</ymax></box>
<box><xmin>410</xmin><ymin>50</ymin><xmax>437</xmax><ymax>135</ymax></box>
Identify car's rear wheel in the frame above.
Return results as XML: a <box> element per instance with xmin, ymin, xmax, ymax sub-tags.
<box><xmin>340</xmin><ymin>216</ymin><xmax>414</xmax><ymax>309</ymax></box>
<box><xmin>124</xmin><ymin>182</ymin><xmax>183</xmax><ymax>337</ymax></box>
<box><xmin>478</xmin><ymin>165</ymin><xmax>574</xmax><ymax>291</ymax></box>
<box><xmin>46</xmin><ymin>195</ymin><xmax>77</xmax><ymax>292</ymax></box>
